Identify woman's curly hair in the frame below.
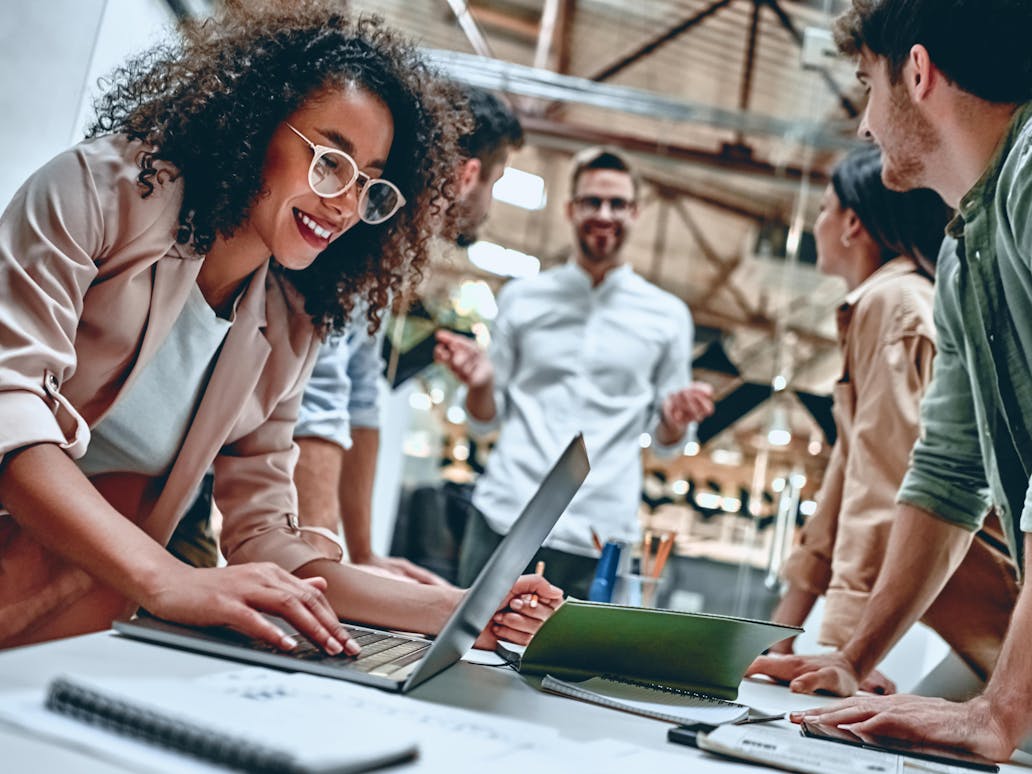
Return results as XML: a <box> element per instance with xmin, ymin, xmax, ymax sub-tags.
<box><xmin>88</xmin><ymin>0</ymin><xmax>467</xmax><ymax>335</ymax></box>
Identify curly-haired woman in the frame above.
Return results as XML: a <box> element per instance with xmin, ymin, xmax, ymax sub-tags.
<box><xmin>0</xmin><ymin>2</ymin><xmax>561</xmax><ymax>652</ymax></box>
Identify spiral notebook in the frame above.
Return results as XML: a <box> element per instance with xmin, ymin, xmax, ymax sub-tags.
<box><xmin>541</xmin><ymin>675</ymin><xmax>748</xmax><ymax>725</ymax></box>
<box><xmin>40</xmin><ymin>672</ymin><xmax>418</xmax><ymax>773</ymax></box>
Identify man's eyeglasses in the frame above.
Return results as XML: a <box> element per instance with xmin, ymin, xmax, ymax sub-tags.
<box><xmin>572</xmin><ymin>195</ymin><xmax>635</xmax><ymax>217</ymax></box>
<box><xmin>286</xmin><ymin>123</ymin><xmax>406</xmax><ymax>225</ymax></box>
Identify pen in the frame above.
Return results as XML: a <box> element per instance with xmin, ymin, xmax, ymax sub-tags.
<box><xmin>590</xmin><ymin>527</ymin><xmax>604</xmax><ymax>553</ymax></box>
<box><xmin>530</xmin><ymin>560</ymin><xmax>545</xmax><ymax>608</ymax></box>
<box><xmin>651</xmin><ymin>532</ymin><xmax>676</xmax><ymax>579</ymax></box>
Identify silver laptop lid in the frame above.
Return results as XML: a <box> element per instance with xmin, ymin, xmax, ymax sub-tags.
<box><xmin>402</xmin><ymin>433</ymin><xmax>589</xmax><ymax>690</ymax></box>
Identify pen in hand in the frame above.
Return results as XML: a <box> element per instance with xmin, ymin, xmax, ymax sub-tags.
<box><xmin>529</xmin><ymin>560</ymin><xmax>545</xmax><ymax>608</ymax></box>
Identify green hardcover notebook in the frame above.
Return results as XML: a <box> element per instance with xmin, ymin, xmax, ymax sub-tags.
<box><xmin>504</xmin><ymin>599</ymin><xmax>800</xmax><ymax>701</ymax></box>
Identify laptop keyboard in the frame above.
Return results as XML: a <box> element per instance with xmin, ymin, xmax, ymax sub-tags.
<box><xmin>249</xmin><ymin>626</ymin><xmax>432</xmax><ymax>677</ymax></box>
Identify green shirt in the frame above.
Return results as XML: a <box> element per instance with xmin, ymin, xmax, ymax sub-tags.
<box><xmin>898</xmin><ymin>102</ymin><xmax>1032</xmax><ymax>571</ymax></box>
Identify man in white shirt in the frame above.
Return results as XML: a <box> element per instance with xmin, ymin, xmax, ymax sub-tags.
<box><xmin>435</xmin><ymin>147</ymin><xmax>714</xmax><ymax>598</ymax></box>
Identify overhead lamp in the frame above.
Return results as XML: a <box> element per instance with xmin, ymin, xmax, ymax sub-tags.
<box><xmin>767</xmin><ymin>405</ymin><xmax>792</xmax><ymax>447</ymax></box>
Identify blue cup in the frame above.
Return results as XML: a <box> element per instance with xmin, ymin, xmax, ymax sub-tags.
<box><xmin>588</xmin><ymin>541</ymin><xmax>623</xmax><ymax>603</ymax></box>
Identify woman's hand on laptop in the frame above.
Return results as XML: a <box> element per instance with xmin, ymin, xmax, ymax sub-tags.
<box><xmin>144</xmin><ymin>563</ymin><xmax>360</xmax><ymax>656</ymax></box>
<box><xmin>475</xmin><ymin>574</ymin><xmax>564</xmax><ymax>648</ymax></box>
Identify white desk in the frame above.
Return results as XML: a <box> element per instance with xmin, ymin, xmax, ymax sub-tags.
<box><xmin>1</xmin><ymin>632</ymin><xmax>1028</xmax><ymax>773</ymax></box>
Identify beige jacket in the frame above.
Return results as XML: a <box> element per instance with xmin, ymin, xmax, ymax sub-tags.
<box><xmin>783</xmin><ymin>257</ymin><xmax>1017</xmax><ymax>679</ymax></box>
<box><xmin>0</xmin><ymin>135</ymin><xmax>340</xmax><ymax>647</ymax></box>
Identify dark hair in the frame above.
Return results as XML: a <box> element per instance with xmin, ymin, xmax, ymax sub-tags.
<box><xmin>88</xmin><ymin>1</ymin><xmax>465</xmax><ymax>335</ymax></box>
<box><xmin>834</xmin><ymin>0</ymin><xmax>1032</xmax><ymax>104</ymax></box>
<box><xmin>456</xmin><ymin>86</ymin><xmax>524</xmax><ymax>181</ymax></box>
<box><xmin>832</xmin><ymin>146</ymin><xmax>952</xmax><ymax>270</ymax></box>
<box><xmin>569</xmin><ymin>146</ymin><xmax>640</xmax><ymax>199</ymax></box>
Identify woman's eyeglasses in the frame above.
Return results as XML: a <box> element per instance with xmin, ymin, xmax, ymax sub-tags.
<box><xmin>286</xmin><ymin>123</ymin><xmax>405</xmax><ymax>225</ymax></box>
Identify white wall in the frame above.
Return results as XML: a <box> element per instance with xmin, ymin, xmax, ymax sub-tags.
<box><xmin>0</xmin><ymin>0</ymin><xmax>173</xmax><ymax>211</ymax></box>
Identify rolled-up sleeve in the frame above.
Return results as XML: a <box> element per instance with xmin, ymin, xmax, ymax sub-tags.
<box><xmin>650</xmin><ymin>301</ymin><xmax>694</xmax><ymax>457</ymax></box>
<box><xmin>782</xmin><ymin>439</ymin><xmax>844</xmax><ymax>598</ymax></box>
<box><xmin>345</xmin><ymin>322</ymin><xmax>385</xmax><ymax>430</ymax></box>
<box><xmin>898</xmin><ymin>262</ymin><xmax>990</xmax><ymax>530</ymax></box>
<box><xmin>822</xmin><ymin>326</ymin><xmax>936</xmax><ymax>644</ymax></box>
<box><xmin>0</xmin><ymin>146</ymin><xmax>107</xmax><ymax>467</ymax></box>
<box><xmin>294</xmin><ymin>335</ymin><xmax>354</xmax><ymax>449</ymax></box>
<box><xmin>1004</xmin><ymin>148</ymin><xmax>1032</xmax><ymax>535</ymax></box>
<box><xmin>215</xmin><ymin>338</ymin><xmax>338</xmax><ymax>572</ymax></box>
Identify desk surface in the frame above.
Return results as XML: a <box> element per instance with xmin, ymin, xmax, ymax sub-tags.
<box><xmin>1</xmin><ymin>632</ymin><xmax>1028</xmax><ymax>773</ymax></box>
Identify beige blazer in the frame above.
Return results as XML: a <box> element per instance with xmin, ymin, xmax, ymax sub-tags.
<box><xmin>782</xmin><ymin>257</ymin><xmax>1017</xmax><ymax>679</ymax></box>
<box><xmin>0</xmin><ymin>135</ymin><xmax>339</xmax><ymax>647</ymax></box>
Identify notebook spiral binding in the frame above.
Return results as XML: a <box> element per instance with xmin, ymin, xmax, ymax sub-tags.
<box><xmin>46</xmin><ymin>677</ymin><xmax>301</xmax><ymax>774</ymax></box>
<box><xmin>599</xmin><ymin>674</ymin><xmax>745</xmax><ymax>707</ymax></box>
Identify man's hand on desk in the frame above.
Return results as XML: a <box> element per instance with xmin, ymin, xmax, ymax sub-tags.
<box><xmin>474</xmin><ymin>574</ymin><xmax>564</xmax><ymax>650</ymax></box>
<box><xmin>789</xmin><ymin>694</ymin><xmax>1014</xmax><ymax>762</ymax></box>
<box><xmin>746</xmin><ymin>651</ymin><xmax>867</xmax><ymax>697</ymax></box>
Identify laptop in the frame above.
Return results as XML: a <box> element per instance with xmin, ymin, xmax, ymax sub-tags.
<box><xmin>114</xmin><ymin>434</ymin><xmax>590</xmax><ymax>693</ymax></box>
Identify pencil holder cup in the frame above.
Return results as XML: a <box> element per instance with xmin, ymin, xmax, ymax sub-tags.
<box><xmin>612</xmin><ymin>573</ymin><xmax>664</xmax><ymax>608</ymax></box>
<box><xmin>588</xmin><ymin>541</ymin><xmax>623</xmax><ymax>603</ymax></box>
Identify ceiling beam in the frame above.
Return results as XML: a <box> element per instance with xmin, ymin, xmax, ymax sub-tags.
<box><xmin>588</xmin><ymin>0</ymin><xmax>737</xmax><ymax>83</ymax></box>
<box><xmin>519</xmin><ymin>114</ymin><xmax>831</xmax><ymax>184</ymax></box>
<box><xmin>553</xmin><ymin>0</ymin><xmax>576</xmax><ymax>75</ymax></box>
<box><xmin>534</xmin><ymin>0</ymin><xmax>561</xmax><ymax>70</ymax></box>
<box><xmin>425</xmin><ymin>48</ymin><xmax>857</xmax><ymax>153</ymax></box>
<box><xmin>443</xmin><ymin>0</ymin><xmax>496</xmax><ymax>58</ymax></box>
<box><xmin>737</xmin><ymin>1</ymin><xmax>763</xmax><ymax>120</ymax></box>
<box><xmin>762</xmin><ymin>0</ymin><xmax>860</xmax><ymax>118</ymax></box>
<box><xmin>469</xmin><ymin>5</ymin><xmax>539</xmax><ymax>41</ymax></box>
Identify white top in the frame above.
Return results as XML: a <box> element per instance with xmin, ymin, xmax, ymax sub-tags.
<box><xmin>77</xmin><ymin>283</ymin><xmax>232</xmax><ymax>477</ymax></box>
<box><xmin>470</xmin><ymin>261</ymin><xmax>693</xmax><ymax>555</ymax></box>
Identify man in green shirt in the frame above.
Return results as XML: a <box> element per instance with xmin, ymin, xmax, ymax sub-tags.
<box><xmin>746</xmin><ymin>0</ymin><xmax>1032</xmax><ymax>760</ymax></box>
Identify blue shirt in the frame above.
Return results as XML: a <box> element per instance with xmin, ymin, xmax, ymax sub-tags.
<box><xmin>295</xmin><ymin>303</ymin><xmax>385</xmax><ymax>449</ymax></box>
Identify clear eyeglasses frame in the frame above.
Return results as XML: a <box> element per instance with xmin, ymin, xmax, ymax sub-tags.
<box><xmin>286</xmin><ymin>123</ymin><xmax>406</xmax><ymax>225</ymax></box>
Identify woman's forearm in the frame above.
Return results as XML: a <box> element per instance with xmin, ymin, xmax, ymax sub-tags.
<box><xmin>0</xmin><ymin>443</ymin><xmax>180</xmax><ymax>603</ymax></box>
<box><xmin>296</xmin><ymin>558</ymin><xmax>464</xmax><ymax>633</ymax></box>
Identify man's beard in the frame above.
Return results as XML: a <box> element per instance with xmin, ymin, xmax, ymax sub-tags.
<box><xmin>880</xmin><ymin>86</ymin><xmax>939</xmax><ymax>192</ymax></box>
<box><xmin>577</xmin><ymin>228</ymin><xmax>624</xmax><ymax>263</ymax></box>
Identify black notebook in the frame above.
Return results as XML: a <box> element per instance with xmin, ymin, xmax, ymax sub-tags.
<box><xmin>43</xmin><ymin>672</ymin><xmax>418</xmax><ymax>773</ymax></box>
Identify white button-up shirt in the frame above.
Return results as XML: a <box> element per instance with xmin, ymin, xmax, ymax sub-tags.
<box><xmin>470</xmin><ymin>261</ymin><xmax>693</xmax><ymax>556</ymax></box>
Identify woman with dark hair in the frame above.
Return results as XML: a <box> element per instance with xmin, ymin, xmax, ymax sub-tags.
<box><xmin>0</xmin><ymin>2</ymin><xmax>560</xmax><ymax>651</ymax></box>
<box><xmin>748</xmin><ymin>146</ymin><xmax>1018</xmax><ymax>694</ymax></box>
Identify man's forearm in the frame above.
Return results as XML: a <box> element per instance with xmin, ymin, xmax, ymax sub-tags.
<box><xmin>294</xmin><ymin>437</ymin><xmax>345</xmax><ymax>534</ymax></box>
<box><xmin>981</xmin><ymin>534</ymin><xmax>1032</xmax><ymax>747</ymax></box>
<box><xmin>772</xmin><ymin>584</ymin><xmax>819</xmax><ymax>629</ymax></box>
<box><xmin>465</xmin><ymin>381</ymin><xmax>497</xmax><ymax>423</ymax></box>
<box><xmin>338</xmin><ymin>427</ymin><xmax>378</xmax><ymax>563</ymax></box>
<box><xmin>841</xmin><ymin>503</ymin><xmax>973</xmax><ymax>677</ymax></box>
